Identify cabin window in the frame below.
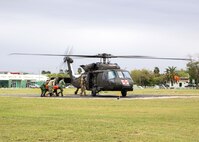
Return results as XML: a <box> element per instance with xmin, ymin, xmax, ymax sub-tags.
<box><xmin>108</xmin><ymin>71</ymin><xmax>116</xmax><ymax>80</ymax></box>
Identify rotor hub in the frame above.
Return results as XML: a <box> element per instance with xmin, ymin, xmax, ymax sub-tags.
<box><xmin>98</xmin><ymin>53</ymin><xmax>112</xmax><ymax>64</ymax></box>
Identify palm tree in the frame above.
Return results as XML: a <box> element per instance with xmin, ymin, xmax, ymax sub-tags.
<box><xmin>165</xmin><ymin>66</ymin><xmax>177</xmax><ymax>86</ymax></box>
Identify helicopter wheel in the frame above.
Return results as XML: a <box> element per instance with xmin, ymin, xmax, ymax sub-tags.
<box><xmin>91</xmin><ymin>88</ymin><xmax>97</xmax><ymax>97</ymax></box>
<box><xmin>121</xmin><ymin>90</ymin><xmax>127</xmax><ymax>97</ymax></box>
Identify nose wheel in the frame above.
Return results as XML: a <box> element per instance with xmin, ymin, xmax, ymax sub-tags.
<box><xmin>121</xmin><ymin>90</ymin><xmax>127</xmax><ymax>97</ymax></box>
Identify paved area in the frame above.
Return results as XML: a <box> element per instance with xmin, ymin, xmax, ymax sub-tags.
<box><xmin>1</xmin><ymin>94</ymin><xmax>199</xmax><ymax>100</ymax></box>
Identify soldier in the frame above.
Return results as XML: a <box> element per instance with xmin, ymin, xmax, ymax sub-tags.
<box><xmin>40</xmin><ymin>79</ymin><xmax>49</xmax><ymax>97</ymax></box>
<box><xmin>48</xmin><ymin>78</ymin><xmax>55</xmax><ymax>96</ymax></box>
<box><xmin>58</xmin><ymin>78</ymin><xmax>65</xmax><ymax>96</ymax></box>
<box><xmin>80</xmin><ymin>74</ymin><xmax>87</xmax><ymax>96</ymax></box>
<box><xmin>74</xmin><ymin>88</ymin><xmax>79</xmax><ymax>95</ymax></box>
<box><xmin>54</xmin><ymin>77</ymin><xmax>59</xmax><ymax>86</ymax></box>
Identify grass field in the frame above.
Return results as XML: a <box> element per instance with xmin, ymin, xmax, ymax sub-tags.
<box><xmin>0</xmin><ymin>88</ymin><xmax>199</xmax><ymax>141</ymax></box>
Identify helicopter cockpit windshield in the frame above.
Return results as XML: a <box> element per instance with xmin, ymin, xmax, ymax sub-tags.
<box><xmin>107</xmin><ymin>70</ymin><xmax>132</xmax><ymax>80</ymax></box>
<box><xmin>117</xmin><ymin>71</ymin><xmax>132</xmax><ymax>79</ymax></box>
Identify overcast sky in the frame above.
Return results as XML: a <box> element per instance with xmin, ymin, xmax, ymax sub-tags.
<box><xmin>0</xmin><ymin>0</ymin><xmax>199</xmax><ymax>74</ymax></box>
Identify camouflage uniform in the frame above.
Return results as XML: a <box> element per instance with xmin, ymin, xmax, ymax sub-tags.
<box><xmin>40</xmin><ymin>82</ymin><xmax>46</xmax><ymax>97</ymax></box>
<box><xmin>48</xmin><ymin>79</ymin><xmax>55</xmax><ymax>96</ymax></box>
<box><xmin>80</xmin><ymin>75</ymin><xmax>86</xmax><ymax>96</ymax></box>
<box><xmin>58</xmin><ymin>79</ymin><xmax>65</xmax><ymax>96</ymax></box>
<box><xmin>40</xmin><ymin>80</ymin><xmax>49</xmax><ymax>97</ymax></box>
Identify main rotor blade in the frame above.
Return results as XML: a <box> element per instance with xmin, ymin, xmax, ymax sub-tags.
<box><xmin>10</xmin><ymin>53</ymin><xmax>191</xmax><ymax>61</ymax></box>
<box><xmin>112</xmin><ymin>55</ymin><xmax>191</xmax><ymax>61</ymax></box>
<box><xmin>10</xmin><ymin>53</ymin><xmax>99</xmax><ymax>58</ymax></box>
<box><xmin>10</xmin><ymin>53</ymin><xmax>66</xmax><ymax>56</ymax></box>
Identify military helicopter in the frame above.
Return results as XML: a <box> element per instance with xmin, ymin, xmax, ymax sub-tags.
<box><xmin>11</xmin><ymin>52</ymin><xmax>190</xmax><ymax>97</ymax></box>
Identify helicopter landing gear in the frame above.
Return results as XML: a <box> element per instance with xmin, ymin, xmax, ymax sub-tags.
<box><xmin>121</xmin><ymin>90</ymin><xmax>127</xmax><ymax>97</ymax></box>
<box><xmin>91</xmin><ymin>88</ymin><xmax>97</xmax><ymax>96</ymax></box>
<box><xmin>91</xmin><ymin>86</ymin><xmax>100</xmax><ymax>97</ymax></box>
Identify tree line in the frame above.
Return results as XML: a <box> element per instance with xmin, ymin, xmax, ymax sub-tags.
<box><xmin>130</xmin><ymin>67</ymin><xmax>187</xmax><ymax>87</ymax></box>
<box><xmin>131</xmin><ymin>59</ymin><xmax>199</xmax><ymax>89</ymax></box>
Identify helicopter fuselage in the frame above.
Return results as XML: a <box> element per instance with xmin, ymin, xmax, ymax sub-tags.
<box><xmin>66</xmin><ymin>59</ymin><xmax>134</xmax><ymax>96</ymax></box>
<box><xmin>86</xmin><ymin>69</ymin><xmax>133</xmax><ymax>92</ymax></box>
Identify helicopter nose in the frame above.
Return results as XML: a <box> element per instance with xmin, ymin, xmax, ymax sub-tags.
<box><xmin>119</xmin><ymin>79</ymin><xmax>133</xmax><ymax>91</ymax></box>
<box><xmin>121</xmin><ymin>79</ymin><xmax>130</xmax><ymax>86</ymax></box>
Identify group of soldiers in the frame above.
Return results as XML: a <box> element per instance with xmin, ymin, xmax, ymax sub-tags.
<box><xmin>40</xmin><ymin>77</ymin><xmax>66</xmax><ymax>97</ymax></box>
<box><xmin>40</xmin><ymin>74</ymin><xmax>87</xmax><ymax>97</ymax></box>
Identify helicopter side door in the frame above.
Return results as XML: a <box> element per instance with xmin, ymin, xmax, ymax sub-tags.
<box><xmin>87</xmin><ymin>71</ymin><xmax>102</xmax><ymax>90</ymax></box>
<box><xmin>87</xmin><ymin>72</ymin><xmax>93</xmax><ymax>89</ymax></box>
<box><xmin>97</xmin><ymin>70</ymin><xmax>117</xmax><ymax>90</ymax></box>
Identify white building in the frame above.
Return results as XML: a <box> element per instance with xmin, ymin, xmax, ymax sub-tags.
<box><xmin>0</xmin><ymin>71</ymin><xmax>48</xmax><ymax>88</ymax></box>
<box><xmin>167</xmin><ymin>77</ymin><xmax>189</xmax><ymax>88</ymax></box>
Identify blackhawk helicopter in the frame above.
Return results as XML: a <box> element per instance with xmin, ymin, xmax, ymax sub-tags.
<box><xmin>11</xmin><ymin>52</ymin><xmax>190</xmax><ymax>97</ymax></box>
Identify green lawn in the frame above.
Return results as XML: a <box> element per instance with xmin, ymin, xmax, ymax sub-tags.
<box><xmin>0</xmin><ymin>96</ymin><xmax>199</xmax><ymax>142</ymax></box>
